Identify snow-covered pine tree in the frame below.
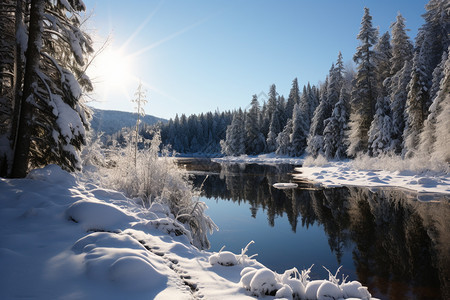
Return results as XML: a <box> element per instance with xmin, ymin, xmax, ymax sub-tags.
<box><xmin>245</xmin><ymin>95</ymin><xmax>265</xmax><ymax>154</ymax></box>
<box><xmin>323</xmin><ymin>86</ymin><xmax>350</xmax><ymax>159</ymax></box>
<box><xmin>307</xmin><ymin>77</ymin><xmax>328</xmax><ymax>157</ymax></box>
<box><xmin>386</xmin><ymin>13</ymin><xmax>413</xmax><ymax>154</ymax></box>
<box><xmin>374</xmin><ymin>32</ymin><xmax>392</xmax><ymax>96</ymax></box>
<box><xmin>368</xmin><ymin>31</ymin><xmax>393</xmax><ymax>156</ymax></box>
<box><xmin>10</xmin><ymin>0</ymin><xmax>93</xmax><ymax>177</ymax></box>
<box><xmin>347</xmin><ymin>7</ymin><xmax>378</xmax><ymax>157</ymax></box>
<box><xmin>286</xmin><ymin>78</ymin><xmax>300</xmax><ymax>121</ymax></box>
<box><xmin>307</xmin><ymin>83</ymin><xmax>320</xmax><ymax>122</ymax></box>
<box><xmin>432</xmin><ymin>47</ymin><xmax>450</xmax><ymax>163</ymax></box>
<box><xmin>290</xmin><ymin>102</ymin><xmax>308</xmax><ymax>156</ymax></box>
<box><xmin>368</xmin><ymin>95</ymin><xmax>393</xmax><ymax>157</ymax></box>
<box><xmin>419</xmin><ymin>48</ymin><xmax>449</xmax><ymax>159</ymax></box>
<box><xmin>265</xmin><ymin>85</ymin><xmax>282</xmax><ymax>152</ymax></box>
<box><xmin>275</xmin><ymin>119</ymin><xmax>292</xmax><ymax>156</ymax></box>
<box><xmin>389</xmin><ymin>13</ymin><xmax>413</xmax><ymax>78</ymax></box>
<box><xmin>221</xmin><ymin>109</ymin><xmax>245</xmax><ymax>156</ymax></box>
<box><xmin>403</xmin><ymin>0</ymin><xmax>449</xmax><ymax>157</ymax></box>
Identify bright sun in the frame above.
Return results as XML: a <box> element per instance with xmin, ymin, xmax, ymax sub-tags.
<box><xmin>94</xmin><ymin>48</ymin><xmax>134</xmax><ymax>88</ymax></box>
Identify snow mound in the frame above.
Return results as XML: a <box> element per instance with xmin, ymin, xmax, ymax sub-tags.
<box><xmin>66</xmin><ymin>199</ymin><xmax>137</xmax><ymax>231</ymax></box>
<box><xmin>72</xmin><ymin>231</ymin><xmax>168</xmax><ymax>292</ymax></box>
<box><xmin>27</xmin><ymin>164</ymin><xmax>76</xmax><ymax>185</ymax></box>
<box><xmin>109</xmin><ymin>256</ymin><xmax>166</xmax><ymax>291</ymax></box>
<box><xmin>305</xmin><ymin>280</ymin><xmax>327</xmax><ymax>299</ymax></box>
<box><xmin>248</xmin><ymin>268</ymin><xmax>282</xmax><ymax>296</ymax></box>
<box><xmin>316</xmin><ymin>281</ymin><xmax>343</xmax><ymax>300</ymax></box>
<box><xmin>209</xmin><ymin>251</ymin><xmax>238</xmax><ymax>266</ymax></box>
<box><xmin>273</xmin><ymin>182</ymin><xmax>298</xmax><ymax>189</ymax></box>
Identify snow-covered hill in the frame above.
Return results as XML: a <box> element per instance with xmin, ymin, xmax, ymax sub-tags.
<box><xmin>89</xmin><ymin>107</ymin><xmax>166</xmax><ymax>136</ymax></box>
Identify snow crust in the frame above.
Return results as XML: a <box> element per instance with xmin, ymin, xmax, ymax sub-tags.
<box><xmin>0</xmin><ymin>165</ymin><xmax>379</xmax><ymax>299</ymax></box>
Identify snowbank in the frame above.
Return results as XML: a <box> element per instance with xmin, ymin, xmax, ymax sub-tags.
<box><xmin>0</xmin><ymin>165</ymin><xmax>378</xmax><ymax>299</ymax></box>
<box><xmin>294</xmin><ymin>160</ymin><xmax>450</xmax><ymax>195</ymax></box>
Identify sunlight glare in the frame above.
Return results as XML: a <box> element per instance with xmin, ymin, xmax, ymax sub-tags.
<box><xmin>95</xmin><ymin>48</ymin><xmax>133</xmax><ymax>88</ymax></box>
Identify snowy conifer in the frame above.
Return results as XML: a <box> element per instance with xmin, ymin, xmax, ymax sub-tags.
<box><xmin>419</xmin><ymin>48</ymin><xmax>449</xmax><ymax>160</ymax></box>
<box><xmin>290</xmin><ymin>103</ymin><xmax>308</xmax><ymax>156</ymax></box>
<box><xmin>368</xmin><ymin>95</ymin><xmax>393</xmax><ymax>156</ymax></box>
<box><xmin>432</xmin><ymin>49</ymin><xmax>450</xmax><ymax>163</ymax></box>
<box><xmin>347</xmin><ymin>7</ymin><xmax>378</xmax><ymax>157</ymax></box>
<box><xmin>266</xmin><ymin>85</ymin><xmax>282</xmax><ymax>152</ymax></box>
<box><xmin>276</xmin><ymin>119</ymin><xmax>293</xmax><ymax>156</ymax></box>
<box><xmin>9</xmin><ymin>0</ymin><xmax>93</xmax><ymax>177</ymax></box>
<box><xmin>389</xmin><ymin>13</ymin><xmax>413</xmax><ymax>77</ymax></box>
<box><xmin>323</xmin><ymin>86</ymin><xmax>350</xmax><ymax>159</ymax></box>
<box><xmin>286</xmin><ymin>78</ymin><xmax>300</xmax><ymax>120</ymax></box>
<box><xmin>245</xmin><ymin>95</ymin><xmax>265</xmax><ymax>154</ymax></box>
<box><xmin>221</xmin><ymin>109</ymin><xmax>245</xmax><ymax>156</ymax></box>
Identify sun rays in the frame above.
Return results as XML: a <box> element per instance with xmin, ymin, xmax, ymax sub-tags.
<box><xmin>87</xmin><ymin>1</ymin><xmax>213</xmax><ymax>111</ymax></box>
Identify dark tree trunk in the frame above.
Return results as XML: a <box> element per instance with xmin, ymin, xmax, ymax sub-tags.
<box><xmin>9</xmin><ymin>0</ymin><xmax>25</xmax><ymax>177</ymax></box>
<box><xmin>11</xmin><ymin>0</ymin><xmax>44</xmax><ymax>178</ymax></box>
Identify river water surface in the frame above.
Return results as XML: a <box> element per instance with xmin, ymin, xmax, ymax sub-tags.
<box><xmin>177</xmin><ymin>158</ymin><xmax>450</xmax><ymax>300</ymax></box>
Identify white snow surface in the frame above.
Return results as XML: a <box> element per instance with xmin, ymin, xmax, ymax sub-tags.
<box><xmin>0</xmin><ymin>165</ymin><xmax>379</xmax><ymax>299</ymax></box>
<box><xmin>294</xmin><ymin>160</ymin><xmax>450</xmax><ymax>195</ymax></box>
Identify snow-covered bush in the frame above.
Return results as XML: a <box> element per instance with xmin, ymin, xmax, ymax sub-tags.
<box><xmin>209</xmin><ymin>241</ymin><xmax>257</xmax><ymax>266</ymax></box>
<box><xmin>86</xmin><ymin>130</ymin><xmax>217</xmax><ymax>249</ymax></box>
<box><xmin>239</xmin><ymin>263</ymin><xmax>375</xmax><ymax>300</ymax></box>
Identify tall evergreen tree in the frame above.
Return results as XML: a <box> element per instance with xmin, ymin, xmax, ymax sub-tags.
<box><xmin>419</xmin><ymin>49</ymin><xmax>449</xmax><ymax>159</ymax></box>
<box><xmin>403</xmin><ymin>0</ymin><xmax>449</xmax><ymax>157</ymax></box>
<box><xmin>286</xmin><ymin>78</ymin><xmax>300</xmax><ymax>120</ymax></box>
<box><xmin>386</xmin><ymin>13</ymin><xmax>413</xmax><ymax>154</ymax></box>
<box><xmin>347</xmin><ymin>7</ymin><xmax>378</xmax><ymax>157</ymax></box>
<box><xmin>368</xmin><ymin>94</ymin><xmax>393</xmax><ymax>156</ymax></box>
<box><xmin>307</xmin><ymin>78</ymin><xmax>328</xmax><ymax>157</ymax></box>
<box><xmin>245</xmin><ymin>95</ymin><xmax>265</xmax><ymax>154</ymax></box>
<box><xmin>389</xmin><ymin>13</ymin><xmax>413</xmax><ymax>77</ymax></box>
<box><xmin>221</xmin><ymin>109</ymin><xmax>245</xmax><ymax>156</ymax></box>
<box><xmin>265</xmin><ymin>85</ymin><xmax>282</xmax><ymax>152</ymax></box>
<box><xmin>290</xmin><ymin>103</ymin><xmax>308</xmax><ymax>156</ymax></box>
<box><xmin>432</xmin><ymin>48</ymin><xmax>450</xmax><ymax>163</ymax></box>
<box><xmin>323</xmin><ymin>86</ymin><xmax>350</xmax><ymax>159</ymax></box>
<box><xmin>7</xmin><ymin>0</ymin><xmax>93</xmax><ymax>177</ymax></box>
<box><xmin>275</xmin><ymin>119</ymin><xmax>293</xmax><ymax>156</ymax></box>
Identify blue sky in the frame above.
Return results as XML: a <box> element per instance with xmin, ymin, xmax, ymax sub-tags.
<box><xmin>83</xmin><ymin>0</ymin><xmax>428</xmax><ymax>120</ymax></box>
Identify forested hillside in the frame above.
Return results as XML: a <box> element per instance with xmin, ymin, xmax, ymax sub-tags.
<box><xmin>90</xmin><ymin>108</ymin><xmax>166</xmax><ymax>136</ymax></box>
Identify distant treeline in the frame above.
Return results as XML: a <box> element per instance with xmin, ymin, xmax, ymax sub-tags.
<box><xmin>156</xmin><ymin>2</ymin><xmax>449</xmax><ymax>163</ymax></box>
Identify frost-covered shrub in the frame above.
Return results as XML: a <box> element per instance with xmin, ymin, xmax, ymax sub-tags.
<box><xmin>303</xmin><ymin>154</ymin><xmax>330</xmax><ymax>167</ymax></box>
<box><xmin>209</xmin><ymin>251</ymin><xmax>238</xmax><ymax>266</ymax></box>
<box><xmin>210</xmin><ymin>241</ymin><xmax>258</xmax><ymax>267</ymax></box>
<box><xmin>239</xmin><ymin>263</ymin><xmax>374</xmax><ymax>300</ymax></box>
<box><xmin>88</xmin><ymin>131</ymin><xmax>217</xmax><ymax>249</ymax></box>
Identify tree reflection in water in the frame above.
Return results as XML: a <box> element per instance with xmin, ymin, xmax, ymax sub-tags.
<box><xmin>183</xmin><ymin>160</ymin><xmax>449</xmax><ymax>300</ymax></box>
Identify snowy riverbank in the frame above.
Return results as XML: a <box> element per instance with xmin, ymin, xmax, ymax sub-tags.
<box><xmin>0</xmin><ymin>165</ymin><xmax>378</xmax><ymax>299</ymax></box>
<box><xmin>212</xmin><ymin>154</ymin><xmax>450</xmax><ymax>196</ymax></box>
<box><xmin>212</xmin><ymin>153</ymin><xmax>304</xmax><ymax>165</ymax></box>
